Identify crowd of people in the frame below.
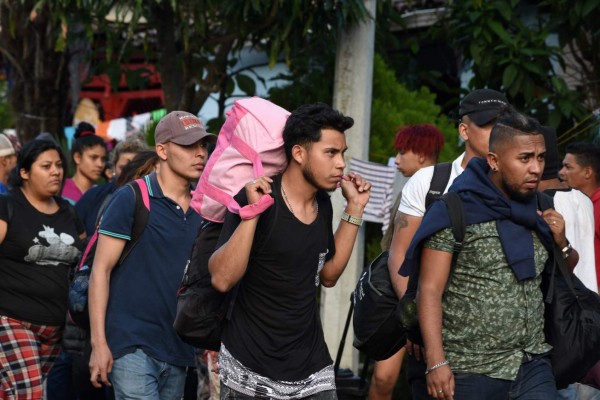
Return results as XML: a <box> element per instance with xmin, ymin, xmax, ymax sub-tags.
<box><xmin>0</xmin><ymin>89</ymin><xmax>598</xmax><ymax>400</ymax></box>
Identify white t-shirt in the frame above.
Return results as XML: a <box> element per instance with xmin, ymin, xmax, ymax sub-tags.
<box><xmin>398</xmin><ymin>153</ymin><xmax>465</xmax><ymax>217</ymax></box>
<box><xmin>554</xmin><ymin>189</ymin><xmax>598</xmax><ymax>293</ymax></box>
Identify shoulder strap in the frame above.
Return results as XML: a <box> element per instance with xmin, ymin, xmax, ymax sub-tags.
<box><xmin>405</xmin><ymin>191</ymin><xmax>466</xmax><ymax>296</ymax></box>
<box><xmin>94</xmin><ymin>192</ymin><xmax>115</xmax><ymax>228</ymax></box>
<box><xmin>537</xmin><ymin>191</ymin><xmax>579</xmax><ymax>305</ymax></box>
<box><xmin>118</xmin><ymin>178</ymin><xmax>151</xmax><ymax>264</ymax></box>
<box><xmin>426</xmin><ymin>162</ymin><xmax>452</xmax><ymax>209</ymax></box>
<box><xmin>537</xmin><ymin>192</ymin><xmax>555</xmax><ymax>211</ymax></box>
<box><xmin>441</xmin><ymin>192</ymin><xmax>466</xmax><ymax>253</ymax></box>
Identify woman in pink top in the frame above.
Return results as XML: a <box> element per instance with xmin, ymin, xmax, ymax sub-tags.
<box><xmin>62</xmin><ymin>122</ymin><xmax>107</xmax><ymax>204</ymax></box>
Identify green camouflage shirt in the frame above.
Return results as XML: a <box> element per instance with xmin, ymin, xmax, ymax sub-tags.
<box><xmin>424</xmin><ymin>220</ymin><xmax>551</xmax><ymax>380</ymax></box>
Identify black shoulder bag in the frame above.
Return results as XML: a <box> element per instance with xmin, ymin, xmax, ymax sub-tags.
<box><xmin>538</xmin><ymin>192</ymin><xmax>600</xmax><ymax>388</ymax></box>
<box><xmin>542</xmin><ymin>241</ymin><xmax>600</xmax><ymax>388</ymax></box>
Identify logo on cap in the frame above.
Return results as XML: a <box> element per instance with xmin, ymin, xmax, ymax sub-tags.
<box><xmin>180</xmin><ymin>115</ymin><xmax>203</xmax><ymax>130</ymax></box>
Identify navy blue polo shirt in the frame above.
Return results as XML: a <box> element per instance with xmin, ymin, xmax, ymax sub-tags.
<box><xmin>98</xmin><ymin>172</ymin><xmax>200</xmax><ymax>366</ymax></box>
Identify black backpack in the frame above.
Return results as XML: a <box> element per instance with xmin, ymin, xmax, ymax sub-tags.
<box><xmin>352</xmin><ymin>163</ymin><xmax>465</xmax><ymax>361</ymax></box>
<box><xmin>352</xmin><ymin>189</ymin><xmax>465</xmax><ymax>360</ymax></box>
<box><xmin>173</xmin><ymin>195</ymin><xmax>280</xmax><ymax>350</ymax></box>
<box><xmin>68</xmin><ymin>178</ymin><xmax>150</xmax><ymax>330</ymax></box>
<box><xmin>173</xmin><ymin>220</ymin><xmax>232</xmax><ymax>350</ymax></box>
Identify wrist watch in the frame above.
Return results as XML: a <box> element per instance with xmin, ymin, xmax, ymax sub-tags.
<box><xmin>561</xmin><ymin>242</ymin><xmax>573</xmax><ymax>260</ymax></box>
<box><xmin>341</xmin><ymin>212</ymin><xmax>362</xmax><ymax>226</ymax></box>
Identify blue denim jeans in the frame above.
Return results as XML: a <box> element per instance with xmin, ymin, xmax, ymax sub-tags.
<box><xmin>453</xmin><ymin>356</ymin><xmax>557</xmax><ymax>400</ymax></box>
<box><xmin>45</xmin><ymin>350</ymin><xmax>76</xmax><ymax>400</ymax></box>
<box><xmin>558</xmin><ymin>383</ymin><xmax>600</xmax><ymax>400</ymax></box>
<box><xmin>110</xmin><ymin>348</ymin><xmax>187</xmax><ymax>400</ymax></box>
<box><xmin>220</xmin><ymin>384</ymin><xmax>338</xmax><ymax>399</ymax></box>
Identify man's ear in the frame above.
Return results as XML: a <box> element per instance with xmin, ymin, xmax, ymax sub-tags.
<box><xmin>487</xmin><ymin>152</ymin><xmax>499</xmax><ymax>172</ymax></box>
<box><xmin>584</xmin><ymin>165</ymin><xmax>594</xmax><ymax>181</ymax></box>
<box><xmin>458</xmin><ymin>121</ymin><xmax>469</xmax><ymax>142</ymax></box>
<box><xmin>156</xmin><ymin>143</ymin><xmax>168</xmax><ymax>161</ymax></box>
<box><xmin>291</xmin><ymin>144</ymin><xmax>306</xmax><ymax>165</ymax></box>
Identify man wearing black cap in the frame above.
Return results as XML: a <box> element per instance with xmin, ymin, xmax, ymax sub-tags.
<box><xmin>88</xmin><ymin>111</ymin><xmax>216</xmax><ymax>399</ymax></box>
<box><xmin>386</xmin><ymin>88</ymin><xmax>509</xmax><ymax>399</ymax></box>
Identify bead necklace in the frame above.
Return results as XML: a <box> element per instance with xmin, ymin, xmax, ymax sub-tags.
<box><xmin>281</xmin><ymin>183</ymin><xmax>318</xmax><ymax>216</ymax></box>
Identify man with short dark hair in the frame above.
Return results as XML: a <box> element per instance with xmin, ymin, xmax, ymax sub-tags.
<box><xmin>560</xmin><ymin>142</ymin><xmax>600</xmax><ymax>292</ymax></box>
<box><xmin>209</xmin><ymin>102</ymin><xmax>371</xmax><ymax>399</ymax></box>
<box><xmin>538</xmin><ymin>128</ymin><xmax>596</xmax><ymax>293</ymax></box>
<box><xmin>388</xmin><ymin>88</ymin><xmax>509</xmax><ymax>399</ymax></box>
<box><xmin>406</xmin><ymin>107</ymin><xmax>578</xmax><ymax>399</ymax></box>
<box><xmin>88</xmin><ymin>111</ymin><xmax>216</xmax><ymax>399</ymax></box>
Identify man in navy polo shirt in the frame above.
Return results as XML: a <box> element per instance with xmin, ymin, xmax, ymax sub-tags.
<box><xmin>88</xmin><ymin>111</ymin><xmax>216</xmax><ymax>399</ymax></box>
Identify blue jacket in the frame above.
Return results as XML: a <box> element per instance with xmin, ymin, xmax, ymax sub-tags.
<box><xmin>400</xmin><ymin>157</ymin><xmax>553</xmax><ymax>282</ymax></box>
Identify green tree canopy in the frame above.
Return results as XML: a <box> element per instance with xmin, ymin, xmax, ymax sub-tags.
<box><xmin>431</xmin><ymin>0</ymin><xmax>594</xmax><ymax>133</ymax></box>
<box><xmin>0</xmin><ymin>0</ymin><xmax>371</xmax><ymax>142</ymax></box>
<box><xmin>370</xmin><ymin>54</ymin><xmax>459</xmax><ymax>164</ymax></box>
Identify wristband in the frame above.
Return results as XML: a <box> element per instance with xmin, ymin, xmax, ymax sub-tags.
<box><xmin>341</xmin><ymin>211</ymin><xmax>362</xmax><ymax>226</ymax></box>
<box><xmin>425</xmin><ymin>360</ymin><xmax>450</xmax><ymax>375</ymax></box>
<box><xmin>239</xmin><ymin>195</ymin><xmax>274</xmax><ymax>220</ymax></box>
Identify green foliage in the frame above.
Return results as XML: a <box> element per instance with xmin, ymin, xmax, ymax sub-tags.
<box><xmin>367</xmin><ymin>54</ymin><xmax>461</xmax><ymax>263</ymax></box>
<box><xmin>370</xmin><ymin>54</ymin><xmax>459</xmax><ymax>164</ymax></box>
<box><xmin>268</xmin><ymin>60</ymin><xmax>335</xmax><ymax>112</ymax></box>
<box><xmin>434</xmin><ymin>0</ymin><xmax>589</xmax><ymax>131</ymax></box>
<box><xmin>87</xmin><ymin>0</ymin><xmax>371</xmax><ymax>114</ymax></box>
<box><xmin>541</xmin><ymin>0</ymin><xmax>600</xmax><ymax>112</ymax></box>
<box><xmin>0</xmin><ymin>82</ymin><xmax>14</xmax><ymax>130</ymax></box>
<box><xmin>267</xmin><ymin>25</ymin><xmax>338</xmax><ymax>110</ymax></box>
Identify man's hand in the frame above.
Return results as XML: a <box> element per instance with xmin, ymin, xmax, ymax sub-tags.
<box><xmin>89</xmin><ymin>343</ymin><xmax>113</xmax><ymax>388</ymax></box>
<box><xmin>540</xmin><ymin>208</ymin><xmax>579</xmax><ymax>272</ymax></box>
<box><xmin>245</xmin><ymin>176</ymin><xmax>273</xmax><ymax>205</ymax></box>
<box><xmin>426</xmin><ymin>364</ymin><xmax>455</xmax><ymax>399</ymax></box>
<box><xmin>339</xmin><ymin>172</ymin><xmax>371</xmax><ymax>207</ymax></box>
<box><xmin>540</xmin><ymin>208</ymin><xmax>568</xmax><ymax>249</ymax></box>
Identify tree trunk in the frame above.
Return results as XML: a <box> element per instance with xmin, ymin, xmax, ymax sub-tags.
<box><xmin>151</xmin><ymin>2</ymin><xmax>184</xmax><ymax>112</ymax></box>
<box><xmin>0</xmin><ymin>1</ymin><xmax>70</xmax><ymax>144</ymax></box>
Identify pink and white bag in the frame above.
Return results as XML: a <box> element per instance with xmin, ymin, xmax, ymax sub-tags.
<box><xmin>191</xmin><ymin>97</ymin><xmax>289</xmax><ymax>222</ymax></box>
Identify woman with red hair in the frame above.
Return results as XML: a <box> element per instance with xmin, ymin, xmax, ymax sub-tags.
<box><xmin>371</xmin><ymin>123</ymin><xmax>445</xmax><ymax>400</ymax></box>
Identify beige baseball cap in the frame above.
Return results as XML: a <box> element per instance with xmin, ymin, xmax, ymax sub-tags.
<box><xmin>0</xmin><ymin>133</ymin><xmax>16</xmax><ymax>157</ymax></box>
<box><xmin>155</xmin><ymin>111</ymin><xmax>216</xmax><ymax>145</ymax></box>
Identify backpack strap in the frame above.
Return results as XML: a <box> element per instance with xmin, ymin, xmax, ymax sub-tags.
<box><xmin>117</xmin><ymin>178</ymin><xmax>151</xmax><ymax>264</ymax></box>
<box><xmin>425</xmin><ymin>162</ymin><xmax>452</xmax><ymax>209</ymax></box>
<box><xmin>441</xmin><ymin>192</ymin><xmax>466</xmax><ymax>254</ymax></box>
<box><xmin>537</xmin><ymin>191</ymin><xmax>555</xmax><ymax>211</ymax></box>
<box><xmin>405</xmin><ymin>191</ymin><xmax>466</xmax><ymax>296</ymax></box>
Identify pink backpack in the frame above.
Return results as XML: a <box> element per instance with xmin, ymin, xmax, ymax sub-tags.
<box><xmin>191</xmin><ymin>97</ymin><xmax>290</xmax><ymax>222</ymax></box>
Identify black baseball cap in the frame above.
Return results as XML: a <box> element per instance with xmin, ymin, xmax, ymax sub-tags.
<box><xmin>459</xmin><ymin>89</ymin><xmax>509</xmax><ymax>126</ymax></box>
